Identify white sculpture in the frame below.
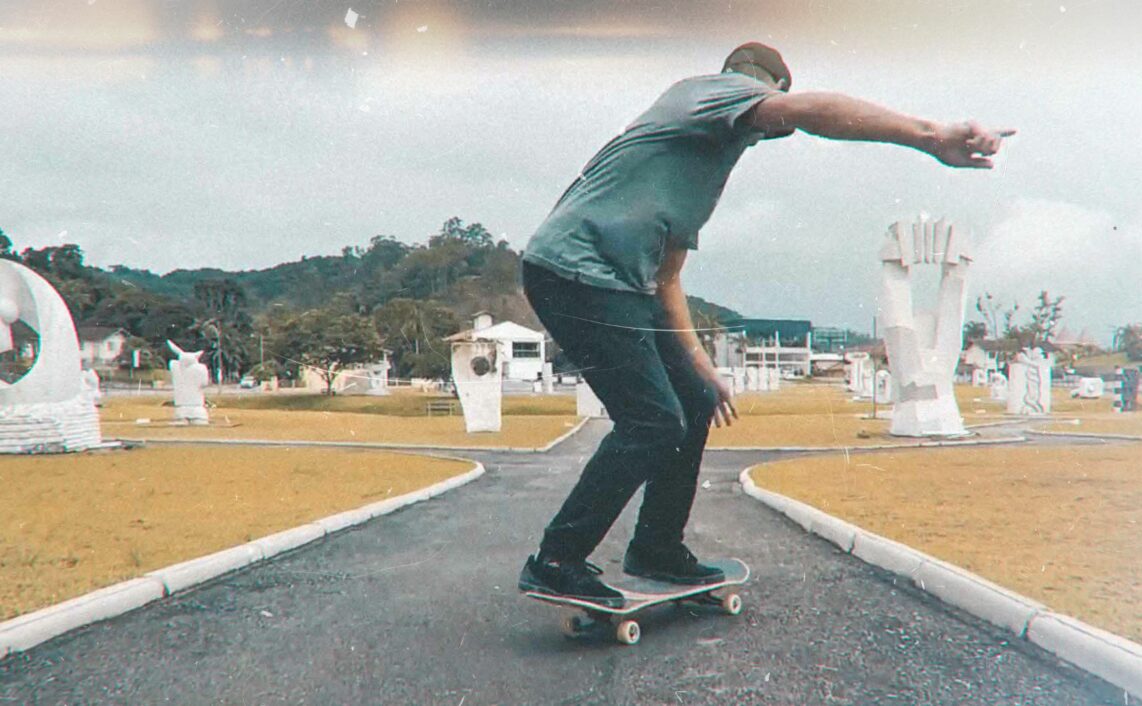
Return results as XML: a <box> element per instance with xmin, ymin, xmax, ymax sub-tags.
<box><xmin>989</xmin><ymin>371</ymin><xmax>1008</xmax><ymax>402</ymax></box>
<box><xmin>167</xmin><ymin>340</ymin><xmax>210</xmax><ymax>424</ymax></box>
<box><xmin>716</xmin><ymin>367</ymin><xmax>747</xmax><ymax>395</ymax></box>
<box><xmin>576</xmin><ymin>379</ymin><xmax>607</xmax><ymax>418</ymax></box>
<box><xmin>450</xmin><ymin>340</ymin><xmax>502</xmax><ymax>432</ymax></box>
<box><xmin>1071</xmin><ymin>377</ymin><xmax>1104</xmax><ymax>399</ymax></box>
<box><xmin>767</xmin><ymin>367</ymin><xmax>781</xmax><ymax>391</ymax></box>
<box><xmin>878</xmin><ymin>216</ymin><xmax>970</xmax><ymax>437</ymax></box>
<box><xmin>541</xmin><ymin>362</ymin><xmax>554</xmax><ymax>394</ymax></box>
<box><xmin>81</xmin><ymin>368</ymin><xmax>103</xmax><ymax>407</ymax></box>
<box><xmin>745</xmin><ymin>366</ymin><xmax>761</xmax><ymax>391</ymax></box>
<box><xmin>875</xmin><ymin>369</ymin><xmax>895</xmax><ymax>403</ymax></box>
<box><xmin>0</xmin><ymin>260</ymin><xmax>102</xmax><ymax>453</ymax></box>
<box><xmin>844</xmin><ymin>353</ymin><xmax>874</xmax><ymax>399</ymax></box>
<box><xmin>1007</xmin><ymin>348</ymin><xmax>1052</xmax><ymax>415</ymax></box>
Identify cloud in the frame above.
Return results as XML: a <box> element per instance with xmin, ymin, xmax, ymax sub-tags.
<box><xmin>971</xmin><ymin>198</ymin><xmax>1142</xmax><ymax>341</ymax></box>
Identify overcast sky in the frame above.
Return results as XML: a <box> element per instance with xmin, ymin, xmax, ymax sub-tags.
<box><xmin>2</xmin><ymin>0</ymin><xmax>1139</xmax><ymax>343</ymax></box>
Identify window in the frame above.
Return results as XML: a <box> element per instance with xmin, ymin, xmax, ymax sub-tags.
<box><xmin>513</xmin><ymin>341</ymin><xmax>540</xmax><ymax>359</ymax></box>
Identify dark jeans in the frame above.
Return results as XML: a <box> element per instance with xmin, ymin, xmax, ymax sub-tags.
<box><xmin>523</xmin><ymin>262</ymin><xmax>719</xmax><ymax>562</ymax></box>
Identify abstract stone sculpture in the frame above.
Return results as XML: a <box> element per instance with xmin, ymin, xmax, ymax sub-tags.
<box><xmin>1114</xmin><ymin>368</ymin><xmax>1139</xmax><ymax>412</ymax></box>
<box><xmin>875</xmin><ymin>370</ymin><xmax>894</xmax><ymax>403</ymax></box>
<box><xmin>576</xmin><ymin>379</ymin><xmax>607</xmax><ymax>418</ymax></box>
<box><xmin>451</xmin><ymin>340</ymin><xmax>502</xmax><ymax>432</ymax></box>
<box><xmin>1071</xmin><ymin>377</ymin><xmax>1104</xmax><ymax>400</ymax></box>
<box><xmin>1007</xmin><ymin>348</ymin><xmax>1052</xmax><ymax>416</ymax></box>
<box><xmin>167</xmin><ymin>340</ymin><xmax>210</xmax><ymax>424</ymax></box>
<box><xmin>845</xmin><ymin>352</ymin><xmax>874</xmax><ymax>398</ymax></box>
<box><xmin>989</xmin><ymin>372</ymin><xmax>1008</xmax><ymax>402</ymax></box>
<box><xmin>878</xmin><ymin>216</ymin><xmax>970</xmax><ymax>436</ymax></box>
<box><xmin>0</xmin><ymin>260</ymin><xmax>102</xmax><ymax>453</ymax></box>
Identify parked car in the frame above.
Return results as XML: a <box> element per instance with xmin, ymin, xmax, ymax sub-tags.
<box><xmin>239</xmin><ymin>375</ymin><xmax>257</xmax><ymax>389</ymax></box>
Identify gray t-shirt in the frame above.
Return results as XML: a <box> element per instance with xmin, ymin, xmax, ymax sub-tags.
<box><xmin>523</xmin><ymin>72</ymin><xmax>780</xmax><ymax>294</ymax></box>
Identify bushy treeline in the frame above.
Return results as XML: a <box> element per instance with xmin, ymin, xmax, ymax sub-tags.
<box><xmin>0</xmin><ymin>218</ymin><xmax>536</xmax><ymax>383</ymax></box>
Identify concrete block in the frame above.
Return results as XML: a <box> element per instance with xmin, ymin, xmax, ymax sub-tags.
<box><xmin>314</xmin><ymin>507</ymin><xmax>373</xmax><ymax>535</ymax></box>
<box><xmin>0</xmin><ymin>577</ymin><xmax>165</xmax><ymax>655</ymax></box>
<box><xmin>808</xmin><ymin>514</ymin><xmax>858</xmax><ymax>552</ymax></box>
<box><xmin>914</xmin><ymin>559</ymin><xmax>1042</xmax><ymax>637</ymax></box>
<box><xmin>851</xmin><ymin>532</ymin><xmax>924</xmax><ymax>579</ymax></box>
<box><xmin>1027</xmin><ymin>613</ymin><xmax>1142</xmax><ymax>699</ymax></box>
<box><xmin>779</xmin><ymin>499</ymin><xmax>818</xmax><ymax>532</ymax></box>
<box><xmin>146</xmin><ymin>544</ymin><xmax>263</xmax><ymax>596</ymax></box>
<box><xmin>251</xmin><ymin>524</ymin><xmax>325</xmax><ymax>559</ymax></box>
<box><xmin>359</xmin><ymin>463</ymin><xmax>484</xmax><ymax>519</ymax></box>
<box><xmin>736</xmin><ymin>470</ymin><xmax>791</xmax><ymax>513</ymax></box>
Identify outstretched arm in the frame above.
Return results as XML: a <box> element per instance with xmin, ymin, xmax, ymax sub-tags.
<box><xmin>749</xmin><ymin>91</ymin><xmax>1014</xmax><ymax>168</ymax></box>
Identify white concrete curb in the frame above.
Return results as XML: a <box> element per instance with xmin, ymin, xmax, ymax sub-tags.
<box><xmin>0</xmin><ymin>578</ymin><xmax>165</xmax><ymax>659</ymax></box>
<box><xmin>115</xmin><ymin>416</ymin><xmax>589</xmax><ymax>455</ymax></box>
<box><xmin>738</xmin><ymin>468</ymin><xmax>1142</xmax><ymax>698</ymax></box>
<box><xmin>708</xmin><ymin>435</ymin><xmax>1026</xmax><ymax>452</ymax></box>
<box><xmin>0</xmin><ymin>459</ymin><xmax>485</xmax><ymax>659</ymax></box>
<box><xmin>1027</xmin><ymin>429</ymin><xmax>1142</xmax><ymax>442</ymax></box>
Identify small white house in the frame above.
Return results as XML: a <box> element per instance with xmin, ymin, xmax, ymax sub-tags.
<box><xmin>446</xmin><ymin>313</ymin><xmax>546</xmax><ymax>381</ymax></box>
<box><xmin>302</xmin><ymin>352</ymin><xmax>391</xmax><ymax>395</ymax></box>
<box><xmin>77</xmin><ymin>326</ymin><xmax>127</xmax><ymax>373</ymax></box>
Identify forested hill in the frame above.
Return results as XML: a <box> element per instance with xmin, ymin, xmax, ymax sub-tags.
<box><xmin>0</xmin><ymin>218</ymin><xmax>741</xmax><ymax>381</ymax></box>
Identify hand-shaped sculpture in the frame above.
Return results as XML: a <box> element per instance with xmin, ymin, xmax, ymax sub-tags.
<box><xmin>878</xmin><ymin>216</ymin><xmax>970</xmax><ymax>436</ymax></box>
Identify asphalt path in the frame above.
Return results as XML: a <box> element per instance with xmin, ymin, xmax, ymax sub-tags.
<box><xmin>0</xmin><ymin>422</ymin><xmax>1123</xmax><ymax>705</ymax></box>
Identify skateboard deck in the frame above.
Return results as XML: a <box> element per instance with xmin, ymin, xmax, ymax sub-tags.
<box><xmin>523</xmin><ymin>558</ymin><xmax>749</xmax><ymax>645</ymax></box>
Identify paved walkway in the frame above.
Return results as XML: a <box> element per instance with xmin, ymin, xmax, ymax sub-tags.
<box><xmin>0</xmin><ymin>422</ymin><xmax>1122</xmax><ymax>705</ymax></box>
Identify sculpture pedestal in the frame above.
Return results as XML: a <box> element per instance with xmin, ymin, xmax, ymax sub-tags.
<box><xmin>0</xmin><ymin>394</ymin><xmax>102</xmax><ymax>453</ymax></box>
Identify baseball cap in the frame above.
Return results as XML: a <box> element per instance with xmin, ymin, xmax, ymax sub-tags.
<box><xmin>722</xmin><ymin>42</ymin><xmax>791</xmax><ymax>91</ymax></box>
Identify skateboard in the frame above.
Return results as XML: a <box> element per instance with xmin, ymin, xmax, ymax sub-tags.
<box><xmin>522</xmin><ymin>558</ymin><xmax>749</xmax><ymax>645</ymax></box>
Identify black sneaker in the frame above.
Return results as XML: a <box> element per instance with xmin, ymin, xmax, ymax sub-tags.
<box><xmin>518</xmin><ymin>554</ymin><xmax>624</xmax><ymax>608</ymax></box>
<box><xmin>623</xmin><ymin>543</ymin><xmax>725</xmax><ymax>585</ymax></box>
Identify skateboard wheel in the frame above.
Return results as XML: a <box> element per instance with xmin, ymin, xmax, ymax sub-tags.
<box><xmin>722</xmin><ymin>592</ymin><xmax>742</xmax><ymax>615</ymax></box>
<box><xmin>616</xmin><ymin>620</ymin><xmax>641</xmax><ymax>645</ymax></box>
<box><xmin>561</xmin><ymin>614</ymin><xmax>584</xmax><ymax>637</ymax></box>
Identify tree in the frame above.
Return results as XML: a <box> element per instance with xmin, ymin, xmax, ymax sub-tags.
<box><xmin>0</xmin><ymin>227</ymin><xmax>13</xmax><ymax>260</ymax></box>
<box><xmin>190</xmin><ymin>278</ymin><xmax>254</xmax><ymax>380</ymax></box>
<box><xmin>267</xmin><ymin>308</ymin><xmax>385</xmax><ymax>395</ymax></box>
<box><xmin>975</xmin><ymin>292</ymin><xmax>1018</xmax><ymax>339</ymax></box>
<box><xmin>1114</xmin><ymin>324</ymin><xmax>1142</xmax><ymax>361</ymax></box>
<box><xmin>962</xmin><ymin>321</ymin><xmax>988</xmax><ymax>343</ymax></box>
<box><xmin>429</xmin><ymin>216</ymin><xmax>494</xmax><ymax>250</ymax></box>
<box><xmin>193</xmin><ymin>278</ymin><xmax>248</xmax><ymax>319</ymax></box>
<box><xmin>374</xmin><ymin>298</ymin><xmax>460</xmax><ymax>380</ymax></box>
<box><xmin>1021</xmin><ymin>290</ymin><xmax>1065</xmax><ymax>348</ymax></box>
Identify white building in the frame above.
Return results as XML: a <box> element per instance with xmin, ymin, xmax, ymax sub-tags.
<box><xmin>76</xmin><ymin>326</ymin><xmax>127</xmax><ymax>373</ymax></box>
<box><xmin>301</xmin><ymin>352</ymin><xmax>391</xmax><ymax>395</ymax></box>
<box><xmin>446</xmin><ymin>313</ymin><xmax>546</xmax><ymax>381</ymax></box>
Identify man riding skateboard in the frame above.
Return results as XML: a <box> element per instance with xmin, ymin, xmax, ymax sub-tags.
<box><xmin>518</xmin><ymin>42</ymin><xmax>1014</xmax><ymax>607</ymax></box>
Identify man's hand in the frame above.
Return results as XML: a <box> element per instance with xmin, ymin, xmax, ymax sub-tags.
<box><xmin>929</xmin><ymin>122</ymin><xmax>1016</xmax><ymax>169</ymax></box>
<box><xmin>699</xmin><ymin>365</ymin><xmax>739</xmax><ymax>428</ymax></box>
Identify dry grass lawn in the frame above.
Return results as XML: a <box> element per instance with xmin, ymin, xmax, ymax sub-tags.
<box><xmin>707</xmin><ymin>383</ymin><xmax>1127</xmax><ymax>448</ymax></box>
<box><xmin>1043</xmin><ymin>412</ymin><xmax>1142</xmax><ymax>438</ymax></box>
<box><xmin>749</xmin><ymin>445</ymin><xmax>1142</xmax><ymax>641</ymax></box>
<box><xmin>1</xmin><ymin>446</ymin><xmax>471</xmax><ymax>620</ymax></box>
<box><xmin>101</xmin><ymin>396</ymin><xmax>579</xmax><ymax>449</ymax></box>
<box><xmin>708</xmin><ymin>383</ymin><xmax>1012</xmax><ymax>448</ymax></box>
